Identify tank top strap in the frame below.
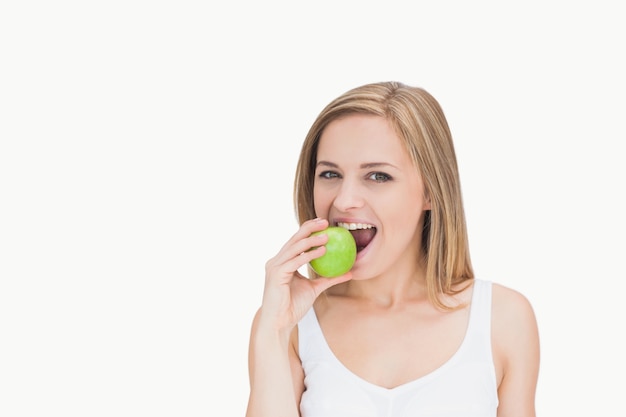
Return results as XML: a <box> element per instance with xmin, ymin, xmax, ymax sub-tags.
<box><xmin>297</xmin><ymin>307</ymin><xmax>324</xmax><ymax>360</ymax></box>
<box><xmin>462</xmin><ymin>279</ymin><xmax>493</xmax><ymax>360</ymax></box>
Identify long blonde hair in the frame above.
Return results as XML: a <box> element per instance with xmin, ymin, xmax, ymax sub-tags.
<box><xmin>294</xmin><ymin>81</ymin><xmax>473</xmax><ymax>310</ymax></box>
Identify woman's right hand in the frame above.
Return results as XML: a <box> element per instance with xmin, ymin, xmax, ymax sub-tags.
<box><xmin>258</xmin><ymin>218</ymin><xmax>352</xmax><ymax>335</ymax></box>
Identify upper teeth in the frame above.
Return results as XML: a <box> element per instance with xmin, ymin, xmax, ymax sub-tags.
<box><xmin>337</xmin><ymin>222</ymin><xmax>374</xmax><ymax>230</ymax></box>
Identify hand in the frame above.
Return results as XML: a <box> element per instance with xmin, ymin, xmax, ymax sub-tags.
<box><xmin>259</xmin><ymin>218</ymin><xmax>352</xmax><ymax>334</ymax></box>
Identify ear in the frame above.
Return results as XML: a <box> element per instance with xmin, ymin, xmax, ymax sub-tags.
<box><xmin>422</xmin><ymin>191</ymin><xmax>431</xmax><ymax>211</ymax></box>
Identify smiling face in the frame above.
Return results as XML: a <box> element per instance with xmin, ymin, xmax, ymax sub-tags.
<box><xmin>313</xmin><ymin>113</ymin><xmax>431</xmax><ymax>279</ymax></box>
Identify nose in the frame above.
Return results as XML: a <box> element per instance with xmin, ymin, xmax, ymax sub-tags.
<box><xmin>332</xmin><ymin>179</ymin><xmax>364</xmax><ymax>212</ymax></box>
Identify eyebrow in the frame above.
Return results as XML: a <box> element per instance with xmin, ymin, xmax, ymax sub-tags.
<box><xmin>316</xmin><ymin>161</ymin><xmax>399</xmax><ymax>170</ymax></box>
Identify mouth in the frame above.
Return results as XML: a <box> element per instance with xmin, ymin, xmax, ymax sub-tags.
<box><xmin>337</xmin><ymin>222</ymin><xmax>377</xmax><ymax>253</ymax></box>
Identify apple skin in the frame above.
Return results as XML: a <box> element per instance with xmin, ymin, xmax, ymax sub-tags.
<box><xmin>309</xmin><ymin>226</ymin><xmax>357</xmax><ymax>277</ymax></box>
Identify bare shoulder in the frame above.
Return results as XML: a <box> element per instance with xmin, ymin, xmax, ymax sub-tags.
<box><xmin>491</xmin><ymin>283</ymin><xmax>539</xmax><ymax>343</ymax></box>
<box><xmin>491</xmin><ymin>283</ymin><xmax>536</xmax><ymax>321</ymax></box>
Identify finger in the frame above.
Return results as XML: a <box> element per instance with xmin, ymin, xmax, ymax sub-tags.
<box><xmin>309</xmin><ymin>271</ymin><xmax>353</xmax><ymax>296</ymax></box>
<box><xmin>271</xmin><ymin>219</ymin><xmax>330</xmax><ymax>268</ymax></box>
<box><xmin>266</xmin><ymin>244</ymin><xmax>326</xmax><ymax>283</ymax></box>
<box><xmin>278</xmin><ymin>218</ymin><xmax>329</xmax><ymax>253</ymax></box>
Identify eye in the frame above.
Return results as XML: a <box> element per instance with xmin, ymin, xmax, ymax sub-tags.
<box><xmin>368</xmin><ymin>172</ymin><xmax>392</xmax><ymax>182</ymax></box>
<box><xmin>318</xmin><ymin>170</ymin><xmax>341</xmax><ymax>179</ymax></box>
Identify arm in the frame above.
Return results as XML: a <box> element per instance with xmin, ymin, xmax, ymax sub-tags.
<box><xmin>245</xmin><ymin>309</ymin><xmax>302</xmax><ymax>417</ymax></box>
<box><xmin>245</xmin><ymin>218</ymin><xmax>352</xmax><ymax>417</ymax></box>
<box><xmin>492</xmin><ymin>284</ymin><xmax>540</xmax><ymax>417</ymax></box>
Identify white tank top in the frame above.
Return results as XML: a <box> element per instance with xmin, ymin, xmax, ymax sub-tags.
<box><xmin>297</xmin><ymin>279</ymin><xmax>498</xmax><ymax>417</ymax></box>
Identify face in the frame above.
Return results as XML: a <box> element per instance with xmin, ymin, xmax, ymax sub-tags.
<box><xmin>314</xmin><ymin>114</ymin><xmax>431</xmax><ymax>279</ymax></box>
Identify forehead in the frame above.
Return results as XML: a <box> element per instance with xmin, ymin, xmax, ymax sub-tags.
<box><xmin>317</xmin><ymin>114</ymin><xmax>410</xmax><ymax>164</ymax></box>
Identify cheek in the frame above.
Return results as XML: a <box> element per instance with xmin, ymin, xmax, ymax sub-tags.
<box><xmin>385</xmin><ymin>190</ymin><xmax>428</xmax><ymax>223</ymax></box>
<box><xmin>313</xmin><ymin>185</ymin><xmax>330</xmax><ymax>217</ymax></box>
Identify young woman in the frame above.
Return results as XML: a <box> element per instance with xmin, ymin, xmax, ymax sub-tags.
<box><xmin>246</xmin><ymin>81</ymin><xmax>540</xmax><ymax>417</ymax></box>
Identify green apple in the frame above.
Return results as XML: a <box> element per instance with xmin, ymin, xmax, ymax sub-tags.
<box><xmin>309</xmin><ymin>226</ymin><xmax>357</xmax><ymax>277</ymax></box>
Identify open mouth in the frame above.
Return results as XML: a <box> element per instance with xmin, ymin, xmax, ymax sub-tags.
<box><xmin>337</xmin><ymin>222</ymin><xmax>377</xmax><ymax>252</ymax></box>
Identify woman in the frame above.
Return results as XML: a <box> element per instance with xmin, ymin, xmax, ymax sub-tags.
<box><xmin>246</xmin><ymin>81</ymin><xmax>540</xmax><ymax>417</ymax></box>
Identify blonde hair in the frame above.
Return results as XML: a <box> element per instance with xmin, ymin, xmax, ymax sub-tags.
<box><xmin>294</xmin><ymin>81</ymin><xmax>473</xmax><ymax>310</ymax></box>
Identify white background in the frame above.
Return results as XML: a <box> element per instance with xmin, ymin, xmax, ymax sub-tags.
<box><xmin>1</xmin><ymin>1</ymin><xmax>624</xmax><ymax>416</ymax></box>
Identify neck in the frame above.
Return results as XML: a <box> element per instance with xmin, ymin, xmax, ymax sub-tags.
<box><xmin>330</xmin><ymin>264</ymin><xmax>429</xmax><ymax>309</ymax></box>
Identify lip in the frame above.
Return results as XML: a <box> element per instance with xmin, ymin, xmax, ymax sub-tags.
<box><xmin>355</xmin><ymin>241</ymin><xmax>372</xmax><ymax>262</ymax></box>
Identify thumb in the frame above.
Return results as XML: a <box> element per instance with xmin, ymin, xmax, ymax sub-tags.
<box><xmin>310</xmin><ymin>272</ymin><xmax>353</xmax><ymax>297</ymax></box>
